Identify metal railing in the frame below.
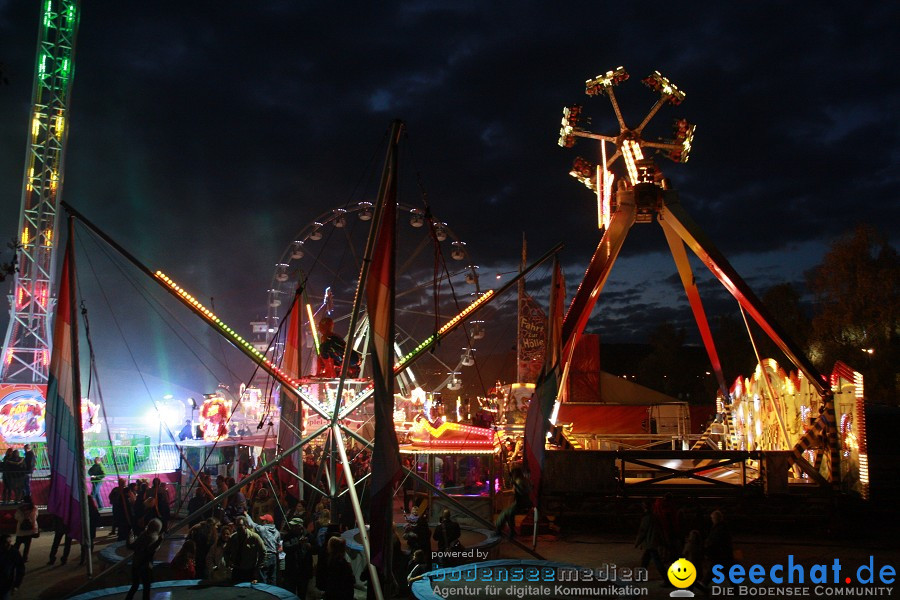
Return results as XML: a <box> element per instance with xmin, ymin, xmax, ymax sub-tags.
<box><xmin>30</xmin><ymin>440</ymin><xmax>182</xmax><ymax>477</ymax></box>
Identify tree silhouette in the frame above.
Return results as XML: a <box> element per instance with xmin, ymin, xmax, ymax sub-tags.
<box><xmin>807</xmin><ymin>225</ymin><xmax>899</xmax><ymax>404</ymax></box>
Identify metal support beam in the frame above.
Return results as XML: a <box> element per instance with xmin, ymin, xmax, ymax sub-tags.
<box><xmin>658</xmin><ymin>198</ymin><xmax>827</xmax><ymax>394</ymax></box>
<box><xmin>658</xmin><ymin>198</ymin><xmax>840</xmax><ymax>485</ymax></box>
<box><xmin>561</xmin><ymin>190</ymin><xmax>636</xmax><ymax>361</ymax></box>
<box><xmin>659</xmin><ymin>215</ymin><xmax>728</xmax><ymax>396</ymax></box>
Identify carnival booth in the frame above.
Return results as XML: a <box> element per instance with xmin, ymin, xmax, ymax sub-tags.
<box><xmin>400</xmin><ymin>414</ymin><xmax>501</xmax><ymax>525</ymax></box>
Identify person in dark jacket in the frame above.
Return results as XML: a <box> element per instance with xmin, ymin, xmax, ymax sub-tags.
<box><xmin>0</xmin><ymin>534</ymin><xmax>26</xmax><ymax>600</ymax></box>
<box><xmin>47</xmin><ymin>515</ymin><xmax>73</xmax><ymax>566</ymax></box>
<box><xmin>406</xmin><ymin>512</ymin><xmax>432</xmax><ymax>560</ymax></box>
<box><xmin>433</xmin><ymin>509</ymin><xmax>462</xmax><ymax>566</ymax></box>
<box><xmin>0</xmin><ymin>450</ymin><xmax>10</xmax><ymax>504</ymax></box>
<box><xmin>3</xmin><ymin>450</ymin><xmax>24</xmax><ymax>503</ymax></box>
<box><xmin>281</xmin><ymin>517</ymin><xmax>313</xmax><ymax>599</ymax></box>
<box><xmin>188</xmin><ymin>517</ymin><xmax>217</xmax><ymax>579</ymax></box>
<box><xmin>226</xmin><ymin>516</ymin><xmax>266</xmax><ymax>584</ymax></box>
<box><xmin>88</xmin><ymin>457</ymin><xmax>105</xmax><ymax>509</ymax></box>
<box><xmin>109</xmin><ymin>478</ymin><xmax>132</xmax><ymax>540</ymax></box>
<box><xmin>22</xmin><ymin>445</ymin><xmax>36</xmax><ymax>499</ymax></box>
<box><xmin>703</xmin><ymin>509</ymin><xmax>734</xmax><ymax>586</ymax></box>
<box><xmin>635</xmin><ymin>500</ymin><xmax>668</xmax><ymax>581</ymax></box>
<box><xmin>125</xmin><ymin>518</ymin><xmax>163</xmax><ymax>600</ymax></box>
<box><xmin>187</xmin><ymin>485</ymin><xmax>210</xmax><ymax>527</ymax></box>
<box><xmin>314</xmin><ymin>522</ymin><xmax>342</xmax><ymax>592</ymax></box>
<box><xmin>324</xmin><ymin>536</ymin><xmax>355</xmax><ymax>600</ymax></box>
<box><xmin>495</xmin><ymin>468</ymin><xmax>530</xmax><ymax>539</ymax></box>
<box><xmin>154</xmin><ymin>482</ymin><xmax>172</xmax><ymax>532</ymax></box>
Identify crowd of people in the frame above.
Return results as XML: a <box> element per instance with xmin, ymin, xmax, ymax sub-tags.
<box><xmin>0</xmin><ymin>445</ymin><xmax>742</xmax><ymax>600</ymax></box>
<box><xmin>0</xmin><ymin>445</ymin><xmax>36</xmax><ymax>504</ymax></box>
<box><xmin>141</xmin><ymin>466</ymin><xmax>468</xmax><ymax>599</ymax></box>
<box><xmin>634</xmin><ymin>493</ymin><xmax>735</xmax><ymax>591</ymax></box>
<box><xmin>123</xmin><ymin>470</ymin><xmax>358</xmax><ymax>599</ymax></box>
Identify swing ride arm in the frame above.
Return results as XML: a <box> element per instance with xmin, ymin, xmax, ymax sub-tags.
<box><xmin>658</xmin><ymin>198</ymin><xmax>828</xmax><ymax>395</ymax></box>
<box><xmin>659</xmin><ymin>216</ymin><xmax>729</xmax><ymax>397</ymax></box>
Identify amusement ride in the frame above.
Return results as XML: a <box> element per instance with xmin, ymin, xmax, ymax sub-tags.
<box><xmin>0</xmin><ymin>2</ymin><xmax>876</xmax><ymax>598</ymax></box>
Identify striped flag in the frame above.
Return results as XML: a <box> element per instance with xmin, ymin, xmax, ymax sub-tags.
<box><xmin>277</xmin><ymin>289</ymin><xmax>304</xmax><ymax>492</ymax></box>
<box><xmin>524</xmin><ymin>257</ymin><xmax>565</xmax><ymax>506</ymax></box>
<box><xmin>366</xmin><ymin>136</ymin><xmax>402</xmax><ymax>578</ymax></box>
<box><xmin>46</xmin><ymin>234</ymin><xmax>86</xmax><ymax>541</ymax></box>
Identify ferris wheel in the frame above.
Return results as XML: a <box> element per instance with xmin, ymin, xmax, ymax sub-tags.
<box><xmin>265</xmin><ymin>201</ymin><xmax>485</xmax><ymax>397</ymax></box>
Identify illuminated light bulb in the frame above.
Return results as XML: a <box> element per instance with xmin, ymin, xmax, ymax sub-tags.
<box><xmin>621</xmin><ymin>139</ymin><xmax>644</xmax><ymax>185</ymax></box>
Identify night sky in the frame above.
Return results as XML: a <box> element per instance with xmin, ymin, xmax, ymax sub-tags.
<box><xmin>1</xmin><ymin>2</ymin><xmax>898</xmax><ymax>406</ymax></box>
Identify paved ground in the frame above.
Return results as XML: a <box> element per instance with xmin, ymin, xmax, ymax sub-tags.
<box><xmin>7</xmin><ymin>497</ymin><xmax>899</xmax><ymax>600</ymax></box>
<box><xmin>9</xmin><ymin>522</ymin><xmax>899</xmax><ymax>600</ymax></box>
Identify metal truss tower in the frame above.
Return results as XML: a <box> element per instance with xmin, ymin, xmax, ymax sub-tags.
<box><xmin>1</xmin><ymin>0</ymin><xmax>81</xmax><ymax>383</ymax></box>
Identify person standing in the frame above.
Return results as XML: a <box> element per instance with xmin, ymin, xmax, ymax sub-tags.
<box><xmin>178</xmin><ymin>419</ymin><xmax>193</xmax><ymax>441</ymax></box>
<box><xmin>88</xmin><ymin>456</ymin><xmax>105</xmax><ymax>509</ymax></box>
<box><xmin>4</xmin><ymin>450</ymin><xmax>24</xmax><ymax>503</ymax></box>
<box><xmin>635</xmin><ymin>500</ymin><xmax>668</xmax><ymax>582</ymax></box>
<box><xmin>125</xmin><ymin>518</ymin><xmax>163</xmax><ymax>600</ymax></box>
<box><xmin>22</xmin><ymin>445</ymin><xmax>36</xmax><ymax>499</ymax></box>
<box><xmin>703</xmin><ymin>509</ymin><xmax>734</xmax><ymax>583</ymax></box>
<box><xmin>245</xmin><ymin>513</ymin><xmax>282</xmax><ymax>585</ymax></box>
<box><xmin>225</xmin><ymin>516</ymin><xmax>266</xmax><ymax>584</ymax></box>
<box><xmin>188</xmin><ymin>517</ymin><xmax>217</xmax><ymax>579</ymax></box>
<box><xmin>154</xmin><ymin>482</ymin><xmax>171</xmax><ymax>533</ymax></box>
<box><xmin>110</xmin><ymin>478</ymin><xmax>132</xmax><ymax>541</ymax></box>
<box><xmin>13</xmin><ymin>496</ymin><xmax>38</xmax><ymax>563</ymax></box>
<box><xmin>250</xmin><ymin>487</ymin><xmax>277</xmax><ymax>523</ymax></box>
<box><xmin>47</xmin><ymin>515</ymin><xmax>73</xmax><ymax>566</ymax></box>
<box><xmin>281</xmin><ymin>517</ymin><xmax>313</xmax><ymax>599</ymax></box>
<box><xmin>0</xmin><ymin>449</ymin><xmax>10</xmax><ymax>504</ymax></box>
<box><xmin>323</xmin><ymin>536</ymin><xmax>355</xmax><ymax>600</ymax></box>
<box><xmin>433</xmin><ymin>509</ymin><xmax>462</xmax><ymax>566</ymax></box>
<box><xmin>0</xmin><ymin>534</ymin><xmax>26</xmax><ymax>600</ymax></box>
<box><xmin>495</xmin><ymin>468</ymin><xmax>530</xmax><ymax>539</ymax></box>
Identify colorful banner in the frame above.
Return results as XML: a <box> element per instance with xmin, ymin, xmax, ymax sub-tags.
<box><xmin>366</xmin><ymin>133</ymin><xmax>402</xmax><ymax>577</ymax></box>
<box><xmin>46</xmin><ymin>237</ymin><xmax>85</xmax><ymax>541</ymax></box>
<box><xmin>0</xmin><ymin>386</ymin><xmax>100</xmax><ymax>442</ymax></box>
<box><xmin>0</xmin><ymin>385</ymin><xmax>46</xmax><ymax>442</ymax></box>
<box><xmin>524</xmin><ymin>257</ymin><xmax>564</xmax><ymax>506</ymax></box>
<box><xmin>277</xmin><ymin>291</ymin><xmax>303</xmax><ymax>490</ymax></box>
<box><xmin>517</xmin><ymin>293</ymin><xmax>546</xmax><ymax>384</ymax></box>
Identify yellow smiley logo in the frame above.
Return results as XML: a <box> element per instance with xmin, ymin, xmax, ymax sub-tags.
<box><xmin>667</xmin><ymin>557</ymin><xmax>697</xmax><ymax>588</ymax></box>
